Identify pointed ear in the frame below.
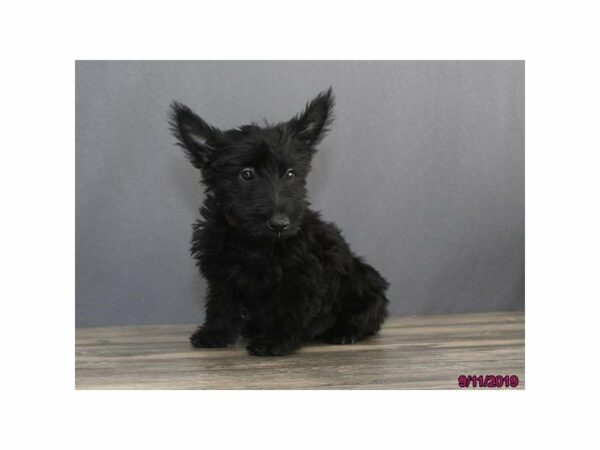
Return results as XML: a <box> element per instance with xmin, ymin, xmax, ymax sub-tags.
<box><xmin>169</xmin><ymin>102</ymin><xmax>226</xmax><ymax>169</ymax></box>
<box><xmin>291</xmin><ymin>88</ymin><xmax>335</xmax><ymax>145</ymax></box>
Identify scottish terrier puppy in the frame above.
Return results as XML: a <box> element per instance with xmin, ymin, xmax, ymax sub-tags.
<box><xmin>170</xmin><ymin>88</ymin><xmax>389</xmax><ymax>356</ymax></box>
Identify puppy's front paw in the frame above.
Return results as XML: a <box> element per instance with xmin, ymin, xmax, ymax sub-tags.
<box><xmin>190</xmin><ymin>328</ymin><xmax>237</xmax><ymax>348</ymax></box>
<box><xmin>247</xmin><ymin>337</ymin><xmax>299</xmax><ymax>356</ymax></box>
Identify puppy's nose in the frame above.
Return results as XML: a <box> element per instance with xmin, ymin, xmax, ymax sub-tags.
<box><xmin>267</xmin><ymin>213</ymin><xmax>290</xmax><ymax>232</ymax></box>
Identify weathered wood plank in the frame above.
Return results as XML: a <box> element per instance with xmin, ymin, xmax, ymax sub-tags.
<box><xmin>75</xmin><ymin>312</ymin><xmax>525</xmax><ymax>389</ymax></box>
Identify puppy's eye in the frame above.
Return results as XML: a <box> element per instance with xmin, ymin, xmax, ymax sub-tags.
<box><xmin>285</xmin><ymin>169</ymin><xmax>296</xmax><ymax>179</ymax></box>
<box><xmin>240</xmin><ymin>168</ymin><xmax>255</xmax><ymax>181</ymax></box>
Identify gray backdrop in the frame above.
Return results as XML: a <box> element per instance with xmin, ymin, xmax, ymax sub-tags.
<box><xmin>76</xmin><ymin>61</ymin><xmax>524</xmax><ymax>327</ymax></box>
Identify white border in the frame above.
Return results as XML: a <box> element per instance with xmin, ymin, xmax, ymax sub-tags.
<box><xmin>2</xmin><ymin>1</ymin><xmax>599</xmax><ymax>448</ymax></box>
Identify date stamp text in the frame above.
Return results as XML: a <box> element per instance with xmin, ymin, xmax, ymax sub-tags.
<box><xmin>457</xmin><ymin>374</ymin><xmax>520</xmax><ymax>388</ymax></box>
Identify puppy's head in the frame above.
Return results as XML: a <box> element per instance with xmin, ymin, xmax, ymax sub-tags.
<box><xmin>170</xmin><ymin>88</ymin><xmax>334</xmax><ymax>241</ymax></box>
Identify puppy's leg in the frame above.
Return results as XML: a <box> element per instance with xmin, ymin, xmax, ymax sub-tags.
<box><xmin>245</xmin><ymin>265</ymin><xmax>326</xmax><ymax>356</ymax></box>
<box><xmin>246</xmin><ymin>308</ymin><xmax>304</xmax><ymax>356</ymax></box>
<box><xmin>246</xmin><ymin>298</ymin><xmax>308</xmax><ymax>356</ymax></box>
<box><xmin>190</xmin><ymin>284</ymin><xmax>242</xmax><ymax>348</ymax></box>
<box><xmin>241</xmin><ymin>317</ymin><xmax>263</xmax><ymax>339</ymax></box>
<box><xmin>323</xmin><ymin>260</ymin><xmax>389</xmax><ymax>344</ymax></box>
<box><xmin>322</xmin><ymin>297</ymin><xmax>387</xmax><ymax>344</ymax></box>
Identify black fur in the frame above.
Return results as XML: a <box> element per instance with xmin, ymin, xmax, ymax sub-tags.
<box><xmin>169</xmin><ymin>88</ymin><xmax>389</xmax><ymax>356</ymax></box>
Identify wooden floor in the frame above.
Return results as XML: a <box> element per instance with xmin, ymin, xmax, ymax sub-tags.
<box><xmin>75</xmin><ymin>311</ymin><xmax>524</xmax><ymax>389</ymax></box>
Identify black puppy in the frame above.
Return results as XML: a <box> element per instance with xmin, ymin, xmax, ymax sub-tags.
<box><xmin>170</xmin><ymin>88</ymin><xmax>389</xmax><ymax>356</ymax></box>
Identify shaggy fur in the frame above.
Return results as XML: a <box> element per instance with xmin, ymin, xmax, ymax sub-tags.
<box><xmin>169</xmin><ymin>88</ymin><xmax>389</xmax><ymax>356</ymax></box>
